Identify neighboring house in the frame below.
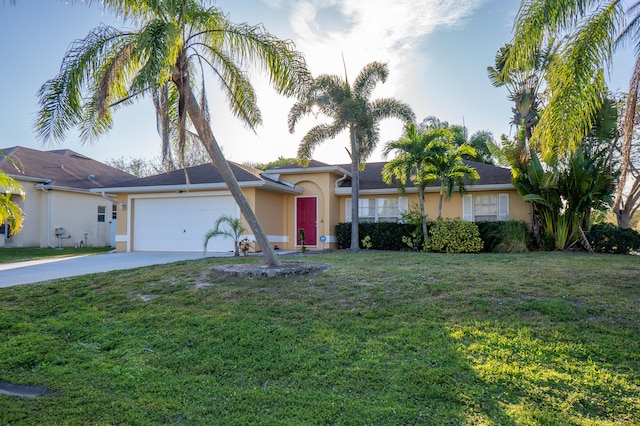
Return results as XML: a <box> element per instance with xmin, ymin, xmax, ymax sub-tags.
<box><xmin>97</xmin><ymin>159</ymin><xmax>531</xmax><ymax>253</ymax></box>
<box><xmin>0</xmin><ymin>146</ymin><xmax>135</xmax><ymax>248</ymax></box>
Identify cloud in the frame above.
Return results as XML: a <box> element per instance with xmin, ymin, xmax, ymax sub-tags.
<box><xmin>289</xmin><ymin>0</ymin><xmax>484</xmax><ymax>76</ymax></box>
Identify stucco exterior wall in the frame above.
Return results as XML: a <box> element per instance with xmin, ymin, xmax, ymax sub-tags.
<box><xmin>339</xmin><ymin>188</ymin><xmax>531</xmax><ymax>225</ymax></box>
<box><xmin>4</xmin><ymin>178</ymin><xmax>114</xmax><ymax>248</ymax></box>
<box><xmin>253</xmin><ymin>190</ymin><xmax>287</xmax><ymax>246</ymax></box>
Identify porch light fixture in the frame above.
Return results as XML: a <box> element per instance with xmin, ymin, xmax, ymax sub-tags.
<box><xmin>119</xmin><ymin>201</ymin><xmax>127</xmax><ymax>210</ymax></box>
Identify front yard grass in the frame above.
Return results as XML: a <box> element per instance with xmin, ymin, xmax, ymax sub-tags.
<box><xmin>1</xmin><ymin>251</ymin><xmax>639</xmax><ymax>424</ymax></box>
<box><xmin>0</xmin><ymin>247</ymin><xmax>113</xmax><ymax>264</ymax></box>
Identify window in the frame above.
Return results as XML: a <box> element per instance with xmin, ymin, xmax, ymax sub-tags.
<box><xmin>112</xmin><ymin>204</ymin><xmax>117</xmax><ymax>220</ymax></box>
<box><xmin>346</xmin><ymin>197</ymin><xmax>407</xmax><ymax>222</ymax></box>
<box><xmin>98</xmin><ymin>205</ymin><xmax>106</xmax><ymax>223</ymax></box>
<box><xmin>0</xmin><ymin>221</ymin><xmax>10</xmax><ymax>238</ymax></box>
<box><xmin>462</xmin><ymin>194</ymin><xmax>509</xmax><ymax>222</ymax></box>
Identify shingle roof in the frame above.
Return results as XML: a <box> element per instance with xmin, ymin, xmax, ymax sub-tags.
<box><xmin>336</xmin><ymin>160</ymin><xmax>512</xmax><ymax>190</ymax></box>
<box><xmin>110</xmin><ymin>161</ymin><xmax>264</xmax><ymax>188</ymax></box>
<box><xmin>0</xmin><ymin>146</ymin><xmax>135</xmax><ymax>190</ymax></box>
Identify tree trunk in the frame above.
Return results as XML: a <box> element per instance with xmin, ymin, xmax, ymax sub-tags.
<box><xmin>418</xmin><ymin>187</ymin><xmax>428</xmax><ymax>242</ymax></box>
<box><xmin>349</xmin><ymin>125</ymin><xmax>361</xmax><ymax>251</ymax></box>
<box><xmin>616</xmin><ymin>207</ymin><xmax>631</xmax><ymax>229</ymax></box>
<box><xmin>437</xmin><ymin>183</ymin><xmax>444</xmax><ymax>218</ymax></box>
<box><xmin>183</xmin><ymin>85</ymin><xmax>282</xmax><ymax>267</ymax></box>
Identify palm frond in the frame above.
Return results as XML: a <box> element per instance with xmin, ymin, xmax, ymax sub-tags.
<box><xmin>297</xmin><ymin>123</ymin><xmax>344</xmax><ymax>163</ymax></box>
<box><xmin>352</xmin><ymin>61</ymin><xmax>388</xmax><ymax>99</ymax></box>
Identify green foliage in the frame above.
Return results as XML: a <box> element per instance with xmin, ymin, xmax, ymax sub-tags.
<box><xmin>399</xmin><ymin>207</ymin><xmax>429</xmax><ymax>251</ymax></box>
<box><xmin>0</xmin><ymin>247</ymin><xmax>113</xmax><ymax>264</ymax></box>
<box><xmin>476</xmin><ymin>221</ymin><xmax>531</xmax><ymax>253</ymax></box>
<box><xmin>298</xmin><ymin>228</ymin><xmax>306</xmax><ymax>253</ymax></box>
<box><xmin>428</xmin><ymin>218</ymin><xmax>483</xmax><ymax>253</ymax></box>
<box><xmin>252</xmin><ymin>156</ymin><xmax>298</xmax><ymax>171</ymax></box>
<box><xmin>336</xmin><ymin>222</ymin><xmax>415</xmax><ymax>250</ymax></box>
<box><xmin>588</xmin><ymin>223</ymin><xmax>640</xmax><ymax>254</ymax></box>
<box><xmin>203</xmin><ymin>215</ymin><xmax>246</xmax><ymax>256</ymax></box>
<box><xmin>361</xmin><ymin>235</ymin><xmax>373</xmax><ymax>250</ymax></box>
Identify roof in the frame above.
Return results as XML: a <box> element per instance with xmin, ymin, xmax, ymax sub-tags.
<box><xmin>111</xmin><ymin>162</ymin><xmax>264</xmax><ymax>188</ymax></box>
<box><xmin>0</xmin><ymin>146</ymin><xmax>135</xmax><ymax>190</ymax></box>
<box><xmin>97</xmin><ymin>161</ymin><xmax>303</xmax><ymax>194</ymax></box>
<box><xmin>336</xmin><ymin>160</ymin><xmax>513</xmax><ymax>191</ymax></box>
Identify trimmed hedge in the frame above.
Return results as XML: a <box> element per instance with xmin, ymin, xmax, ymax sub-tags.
<box><xmin>336</xmin><ymin>222</ymin><xmax>415</xmax><ymax>250</ymax></box>
<box><xmin>588</xmin><ymin>223</ymin><xmax>640</xmax><ymax>254</ymax></box>
<box><xmin>428</xmin><ymin>218</ymin><xmax>483</xmax><ymax>253</ymax></box>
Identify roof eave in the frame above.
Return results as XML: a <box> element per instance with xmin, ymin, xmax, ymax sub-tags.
<box><xmin>92</xmin><ymin>180</ymin><xmax>303</xmax><ymax>195</ymax></box>
<box><xmin>263</xmin><ymin>165</ymin><xmax>351</xmax><ymax>177</ymax></box>
<box><xmin>334</xmin><ymin>183</ymin><xmax>515</xmax><ymax>196</ymax></box>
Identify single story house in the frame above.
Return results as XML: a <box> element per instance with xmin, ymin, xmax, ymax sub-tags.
<box><xmin>96</xmin><ymin>159</ymin><xmax>532</xmax><ymax>253</ymax></box>
<box><xmin>0</xmin><ymin>146</ymin><xmax>135</xmax><ymax>248</ymax></box>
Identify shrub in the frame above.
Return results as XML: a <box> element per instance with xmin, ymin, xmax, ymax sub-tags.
<box><xmin>588</xmin><ymin>223</ymin><xmax>640</xmax><ymax>254</ymax></box>
<box><xmin>476</xmin><ymin>221</ymin><xmax>530</xmax><ymax>253</ymax></box>
<box><xmin>336</xmin><ymin>222</ymin><xmax>415</xmax><ymax>250</ymax></box>
<box><xmin>428</xmin><ymin>218</ymin><xmax>483</xmax><ymax>253</ymax></box>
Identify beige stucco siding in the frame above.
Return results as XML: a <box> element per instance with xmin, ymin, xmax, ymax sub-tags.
<box><xmin>253</xmin><ymin>189</ymin><xmax>287</xmax><ymax>246</ymax></box>
<box><xmin>5</xmin><ymin>178</ymin><xmax>114</xmax><ymax>248</ymax></box>
<box><xmin>339</xmin><ymin>188</ymin><xmax>531</xmax><ymax>225</ymax></box>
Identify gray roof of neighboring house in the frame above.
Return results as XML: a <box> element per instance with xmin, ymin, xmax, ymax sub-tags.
<box><xmin>0</xmin><ymin>146</ymin><xmax>135</xmax><ymax>190</ymax></box>
<box><xmin>335</xmin><ymin>160</ymin><xmax>513</xmax><ymax>190</ymax></box>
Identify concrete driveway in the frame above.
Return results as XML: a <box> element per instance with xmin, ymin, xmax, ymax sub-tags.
<box><xmin>0</xmin><ymin>251</ymin><xmax>233</xmax><ymax>288</ymax></box>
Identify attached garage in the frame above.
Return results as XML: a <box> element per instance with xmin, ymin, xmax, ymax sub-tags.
<box><xmin>132</xmin><ymin>193</ymin><xmax>239</xmax><ymax>252</ymax></box>
<box><xmin>96</xmin><ymin>162</ymin><xmax>303</xmax><ymax>253</ymax></box>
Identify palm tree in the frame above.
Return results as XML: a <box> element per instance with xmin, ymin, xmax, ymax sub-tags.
<box><xmin>427</xmin><ymin>141</ymin><xmax>480</xmax><ymax>218</ymax></box>
<box><xmin>203</xmin><ymin>214</ymin><xmax>246</xmax><ymax>256</ymax></box>
<box><xmin>0</xmin><ymin>154</ymin><xmax>25</xmax><ymax>237</ymax></box>
<box><xmin>35</xmin><ymin>0</ymin><xmax>311</xmax><ymax>267</ymax></box>
<box><xmin>288</xmin><ymin>61</ymin><xmax>415</xmax><ymax>250</ymax></box>
<box><xmin>505</xmin><ymin>0</ymin><xmax>639</xmax><ymax>222</ymax></box>
<box><xmin>419</xmin><ymin>116</ymin><xmax>496</xmax><ymax>164</ymax></box>
<box><xmin>382</xmin><ymin>124</ymin><xmax>454</xmax><ymax>241</ymax></box>
<box><xmin>488</xmin><ymin>41</ymin><xmax>558</xmax><ymax>141</ymax></box>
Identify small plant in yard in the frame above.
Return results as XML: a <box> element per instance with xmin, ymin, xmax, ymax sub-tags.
<box><xmin>361</xmin><ymin>235</ymin><xmax>373</xmax><ymax>249</ymax></box>
<box><xmin>203</xmin><ymin>214</ymin><xmax>246</xmax><ymax>256</ymax></box>
<box><xmin>298</xmin><ymin>228</ymin><xmax>306</xmax><ymax>253</ymax></box>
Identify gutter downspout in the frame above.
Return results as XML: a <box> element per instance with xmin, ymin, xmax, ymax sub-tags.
<box><xmin>99</xmin><ymin>191</ymin><xmax>117</xmax><ymax>205</ymax></box>
<box><xmin>35</xmin><ymin>181</ymin><xmax>55</xmax><ymax>248</ymax></box>
<box><xmin>335</xmin><ymin>173</ymin><xmax>348</xmax><ymax>188</ymax></box>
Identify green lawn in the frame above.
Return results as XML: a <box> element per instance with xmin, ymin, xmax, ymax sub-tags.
<box><xmin>1</xmin><ymin>251</ymin><xmax>639</xmax><ymax>424</ymax></box>
<box><xmin>0</xmin><ymin>247</ymin><xmax>113</xmax><ymax>264</ymax></box>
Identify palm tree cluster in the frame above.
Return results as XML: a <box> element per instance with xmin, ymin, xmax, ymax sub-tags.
<box><xmin>381</xmin><ymin>121</ymin><xmax>480</xmax><ymax>246</ymax></box>
<box><xmin>505</xmin><ymin>0</ymin><xmax>640</xmax><ymax>226</ymax></box>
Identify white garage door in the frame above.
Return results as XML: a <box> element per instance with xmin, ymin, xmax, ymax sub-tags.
<box><xmin>132</xmin><ymin>195</ymin><xmax>240</xmax><ymax>252</ymax></box>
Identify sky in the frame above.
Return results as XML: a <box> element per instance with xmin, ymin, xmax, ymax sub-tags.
<box><xmin>0</xmin><ymin>0</ymin><xmax>636</xmax><ymax>167</ymax></box>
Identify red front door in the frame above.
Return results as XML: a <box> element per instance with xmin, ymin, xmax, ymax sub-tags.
<box><xmin>296</xmin><ymin>197</ymin><xmax>317</xmax><ymax>246</ymax></box>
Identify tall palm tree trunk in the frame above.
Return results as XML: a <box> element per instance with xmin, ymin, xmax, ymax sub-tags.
<box><xmin>183</xmin><ymin>85</ymin><xmax>282</xmax><ymax>267</ymax></box>
<box><xmin>418</xmin><ymin>188</ymin><xmax>428</xmax><ymax>239</ymax></box>
<box><xmin>437</xmin><ymin>183</ymin><xmax>445</xmax><ymax>218</ymax></box>
<box><xmin>349</xmin><ymin>125</ymin><xmax>361</xmax><ymax>251</ymax></box>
